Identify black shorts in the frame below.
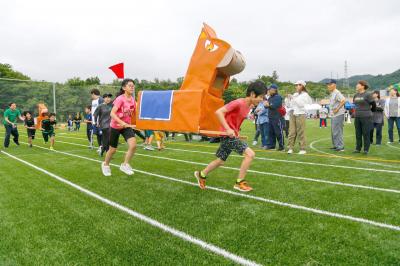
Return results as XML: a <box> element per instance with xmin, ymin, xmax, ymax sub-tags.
<box><xmin>42</xmin><ymin>131</ymin><xmax>55</xmax><ymax>142</ymax></box>
<box><xmin>216</xmin><ymin>137</ymin><xmax>248</xmax><ymax>161</ymax></box>
<box><xmin>109</xmin><ymin>127</ymin><xmax>135</xmax><ymax>148</ymax></box>
<box><xmin>27</xmin><ymin>129</ymin><xmax>36</xmax><ymax>139</ymax></box>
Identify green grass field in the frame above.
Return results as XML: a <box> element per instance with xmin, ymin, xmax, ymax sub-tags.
<box><xmin>1</xmin><ymin>119</ymin><xmax>400</xmax><ymax>265</ymax></box>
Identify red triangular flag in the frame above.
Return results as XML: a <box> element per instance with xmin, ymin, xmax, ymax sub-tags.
<box><xmin>109</xmin><ymin>63</ymin><xmax>124</xmax><ymax>79</ymax></box>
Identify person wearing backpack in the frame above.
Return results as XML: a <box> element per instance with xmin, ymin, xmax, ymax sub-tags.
<box><xmin>287</xmin><ymin>80</ymin><xmax>312</xmax><ymax>154</ymax></box>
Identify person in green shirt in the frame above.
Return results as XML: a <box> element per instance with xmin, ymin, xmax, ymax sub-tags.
<box><xmin>3</xmin><ymin>102</ymin><xmax>25</xmax><ymax>148</ymax></box>
<box><xmin>41</xmin><ymin>112</ymin><xmax>57</xmax><ymax>150</ymax></box>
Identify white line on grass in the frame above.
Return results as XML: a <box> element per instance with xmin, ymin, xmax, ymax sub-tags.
<box><xmin>309</xmin><ymin>138</ymin><xmax>400</xmax><ymax>169</ymax></box>
<box><xmin>163</xmin><ymin>147</ymin><xmax>400</xmax><ymax>174</ymax></box>
<box><xmin>22</xmin><ymin>144</ymin><xmax>400</xmax><ymax>232</ymax></box>
<box><xmin>0</xmin><ymin>150</ymin><xmax>262</xmax><ymax>266</ymax></box>
<box><xmin>387</xmin><ymin>143</ymin><xmax>400</xmax><ymax>150</ymax></box>
<box><xmin>55</xmin><ymin>140</ymin><xmax>400</xmax><ymax>194</ymax></box>
<box><xmin>53</xmin><ymin>134</ymin><xmax>400</xmax><ymax>174</ymax></box>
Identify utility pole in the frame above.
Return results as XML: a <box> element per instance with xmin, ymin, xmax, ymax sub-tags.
<box><xmin>343</xmin><ymin>60</ymin><xmax>349</xmax><ymax>88</ymax></box>
<box><xmin>52</xmin><ymin>83</ymin><xmax>56</xmax><ymax>114</ymax></box>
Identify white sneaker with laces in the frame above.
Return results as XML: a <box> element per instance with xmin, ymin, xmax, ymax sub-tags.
<box><xmin>298</xmin><ymin>150</ymin><xmax>307</xmax><ymax>155</ymax></box>
<box><xmin>146</xmin><ymin>145</ymin><xmax>155</xmax><ymax>151</ymax></box>
<box><xmin>120</xmin><ymin>163</ymin><xmax>134</xmax><ymax>175</ymax></box>
<box><xmin>287</xmin><ymin>149</ymin><xmax>293</xmax><ymax>154</ymax></box>
<box><xmin>101</xmin><ymin>162</ymin><xmax>111</xmax><ymax>176</ymax></box>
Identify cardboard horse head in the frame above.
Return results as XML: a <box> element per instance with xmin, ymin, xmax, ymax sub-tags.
<box><xmin>36</xmin><ymin>103</ymin><xmax>48</xmax><ymax>129</ymax></box>
<box><xmin>135</xmin><ymin>23</ymin><xmax>245</xmax><ymax>134</ymax></box>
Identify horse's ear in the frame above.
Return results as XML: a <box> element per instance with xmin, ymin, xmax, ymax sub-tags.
<box><xmin>202</xmin><ymin>23</ymin><xmax>217</xmax><ymax>39</ymax></box>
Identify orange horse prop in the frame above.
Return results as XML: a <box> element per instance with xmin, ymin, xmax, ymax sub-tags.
<box><xmin>135</xmin><ymin>23</ymin><xmax>246</xmax><ymax>136</ymax></box>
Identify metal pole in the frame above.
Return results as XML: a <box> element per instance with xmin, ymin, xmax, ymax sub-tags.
<box><xmin>53</xmin><ymin>83</ymin><xmax>56</xmax><ymax>113</ymax></box>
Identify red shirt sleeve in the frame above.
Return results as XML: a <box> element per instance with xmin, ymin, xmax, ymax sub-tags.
<box><xmin>225</xmin><ymin>99</ymin><xmax>240</xmax><ymax>112</ymax></box>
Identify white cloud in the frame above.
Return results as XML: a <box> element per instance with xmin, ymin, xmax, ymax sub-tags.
<box><xmin>1</xmin><ymin>0</ymin><xmax>399</xmax><ymax>83</ymax></box>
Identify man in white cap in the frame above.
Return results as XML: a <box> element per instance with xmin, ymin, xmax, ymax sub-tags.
<box><xmin>326</xmin><ymin>79</ymin><xmax>346</xmax><ymax>151</ymax></box>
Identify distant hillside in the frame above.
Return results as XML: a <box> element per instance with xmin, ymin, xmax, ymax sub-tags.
<box><xmin>320</xmin><ymin>69</ymin><xmax>400</xmax><ymax>89</ymax></box>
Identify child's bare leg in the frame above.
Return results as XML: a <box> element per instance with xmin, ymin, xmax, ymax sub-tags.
<box><xmin>202</xmin><ymin>158</ymin><xmax>225</xmax><ymax>176</ymax></box>
<box><xmin>238</xmin><ymin>148</ymin><xmax>255</xmax><ymax>180</ymax></box>
<box><xmin>28</xmin><ymin>137</ymin><xmax>32</xmax><ymax>145</ymax></box>
<box><xmin>104</xmin><ymin>147</ymin><xmax>116</xmax><ymax>166</ymax></box>
<box><xmin>124</xmin><ymin>137</ymin><xmax>136</xmax><ymax>165</ymax></box>
<box><xmin>156</xmin><ymin>140</ymin><xmax>161</xmax><ymax>149</ymax></box>
<box><xmin>50</xmin><ymin>136</ymin><xmax>55</xmax><ymax>147</ymax></box>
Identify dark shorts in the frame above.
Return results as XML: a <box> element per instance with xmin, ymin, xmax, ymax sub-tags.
<box><xmin>144</xmin><ymin>130</ymin><xmax>154</xmax><ymax>138</ymax></box>
<box><xmin>92</xmin><ymin>125</ymin><xmax>102</xmax><ymax>135</ymax></box>
<box><xmin>27</xmin><ymin>129</ymin><xmax>36</xmax><ymax>139</ymax></box>
<box><xmin>216</xmin><ymin>137</ymin><xmax>248</xmax><ymax>161</ymax></box>
<box><xmin>42</xmin><ymin>130</ymin><xmax>55</xmax><ymax>142</ymax></box>
<box><xmin>109</xmin><ymin>127</ymin><xmax>135</xmax><ymax>148</ymax></box>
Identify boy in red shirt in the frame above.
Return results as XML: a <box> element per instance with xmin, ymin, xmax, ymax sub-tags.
<box><xmin>194</xmin><ymin>81</ymin><xmax>266</xmax><ymax>192</ymax></box>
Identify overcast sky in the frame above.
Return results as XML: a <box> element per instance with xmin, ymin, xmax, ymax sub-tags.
<box><xmin>1</xmin><ymin>0</ymin><xmax>399</xmax><ymax>83</ymax></box>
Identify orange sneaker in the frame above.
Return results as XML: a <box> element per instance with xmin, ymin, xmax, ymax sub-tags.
<box><xmin>234</xmin><ymin>180</ymin><xmax>253</xmax><ymax>192</ymax></box>
<box><xmin>194</xmin><ymin>171</ymin><xmax>206</xmax><ymax>190</ymax></box>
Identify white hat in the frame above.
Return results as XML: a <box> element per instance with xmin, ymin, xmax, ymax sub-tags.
<box><xmin>294</xmin><ymin>80</ymin><xmax>306</xmax><ymax>86</ymax></box>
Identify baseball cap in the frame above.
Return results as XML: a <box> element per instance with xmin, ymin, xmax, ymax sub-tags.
<box><xmin>269</xmin><ymin>83</ymin><xmax>278</xmax><ymax>90</ymax></box>
<box><xmin>103</xmin><ymin>93</ymin><xmax>113</xmax><ymax>98</ymax></box>
<box><xmin>294</xmin><ymin>80</ymin><xmax>307</xmax><ymax>87</ymax></box>
<box><xmin>325</xmin><ymin>79</ymin><xmax>337</xmax><ymax>85</ymax></box>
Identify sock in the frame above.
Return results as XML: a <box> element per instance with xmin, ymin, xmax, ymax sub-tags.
<box><xmin>200</xmin><ymin>171</ymin><xmax>207</xmax><ymax>178</ymax></box>
<box><xmin>236</xmin><ymin>179</ymin><xmax>244</xmax><ymax>184</ymax></box>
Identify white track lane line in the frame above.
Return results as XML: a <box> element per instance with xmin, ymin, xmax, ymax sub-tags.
<box><xmin>387</xmin><ymin>143</ymin><xmax>400</xmax><ymax>150</ymax></box>
<box><xmin>19</xmin><ymin>143</ymin><xmax>400</xmax><ymax>232</ymax></box>
<box><xmin>309</xmin><ymin>138</ymin><xmax>400</xmax><ymax>169</ymax></box>
<box><xmin>1</xmin><ymin>150</ymin><xmax>262</xmax><ymax>266</ymax></box>
<box><xmin>53</xmin><ymin>134</ymin><xmax>400</xmax><ymax>174</ymax></box>
<box><xmin>54</xmin><ymin>140</ymin><xmax>400</xmax><ymax>194</ymax></box>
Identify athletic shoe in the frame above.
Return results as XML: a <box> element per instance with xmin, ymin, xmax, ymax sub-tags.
<box><xmin>145</xmin><ymin>145</ymin><xmax>155</xmax><ymax>151</ymax></box>
<box><xmin>287</xmin><ymin>149</ymin><xmax>293</xmax><ymax>154</ymax></box>
<box><xmin>97</xmin><ymin>148</ymin><xmax>102</xmax><ymax>156</ymax></box>
<box><xmin>252</xmin><ymin>140</ymin><xmax>257</xmax><ymax>146</ymax></box>
<box><xmin>120</xmin><ymin>163</ymin><xmax>134</xmax><ymax>175</ymax></box>
<box><xmin>298</xmin><ymin>150</ymin><xmax>306</xmax><ymax>155</ymax></box>
<box><xmin>101</xmin><ymin>162</ymin><xmax>111</xmax><ymax>176</ymax></box>
<box><xmin>352</xmin><ymin>150</ymin><xmax>361</xmax><ymax>153</ymax></box>
<box><xmin>387</xmin><ymin>141</ymin><xmax>393</xmax><ymax>144</ymax></box>
<box><xmin>97</xmin><ymin>146</ymin><xmax>102</xmax><ymax>153</ymax></box>
<box><xmin>194</xmin><ymin>171</ymin><xmax>206</xmax><ymax>190</ymax></box>
<box><xmin>363</xmin><ymin>151</ymin><xmax>369</xmax><ymax>155</ymax></box>
<box><xmin>335</xmin><ymin>148</ymin><xmax>345</xmax><ymax>152</ymax></box>
<box><xmin>233</xmin><ymin>180</ymin><xmax>253</xmax><ymax>192</ymax></box>
<box><xmin>277</xmin><ymin>147</ymin><xmax>285</xmax><ymax>151</ymax></box>
<box><xmin>329</xmin><ymin>147</ymin><xmax>337</xmax><ymax>150</ymax></box>
<box><xmin>49</xmin><ymin>146</ymin><xmax>54</xmax><ymax>150</ymax></box>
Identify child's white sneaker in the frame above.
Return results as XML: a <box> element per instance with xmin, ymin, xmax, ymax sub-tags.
<box><xmin>298</xmin><ymin>150</ymin><xmax>307</xmax><ymax>155</ymax></box>
<box><xmin>252</xmin><ymin>140</ymin><xmax>257</xmax><ymax>146</ymax></box>
<box><xmin>120</xmin><ymin>163</ymin><xmax>134</xmax><ymax>175</ymax></box>
<box><xmin>287</xmin><ymin>149</ymin><xmax>293</xmax><ymax>154</ymax></box>
<box><xmin>101</xmin><ymin>162</ymin><xmax>111</xmax><ymax>176</ymax></box>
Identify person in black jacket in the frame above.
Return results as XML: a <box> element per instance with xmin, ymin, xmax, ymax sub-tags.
<box><xmin>353</xmin><ymin>80</ymin><xmax>376</xmax><ymax>154</ymax></box>
<box><xmin>264</xmin><ymin>84</ymin><xmax>284</xmax><ymax>151</ymax></box>
<box><xmin>370</xmin><ymin>91</ymin><xmax>385</xmax><ymax>145</ymax></box>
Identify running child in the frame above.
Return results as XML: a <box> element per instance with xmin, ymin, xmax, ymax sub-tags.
<box><xmin>194</xmin><ymin>81</ymin><xmax>266</xmax><ymax>192</ymax></box>
<box><xmin>67</xmin><ymin>115</ymin><xmax>73</xmax><ymax>131</ymax></box>
<box><xmin>154</xmin><ymin>131</ymin><xmax>166</xmax><ymax>151</ymax></box>
<box><xmin>94</xmin><ymin>93</ymin><xmax>113</xmax><ymax>156</ymax></box>
<box><xmin>41</xmin><ymin>112</ymin><xmax>57</xmax><ymax>150</ymax></box>
<box><xmin>101</xmin><ymin>78</ymin><xmax>137</xmax><ymax>176</ymax></box>
<box><xmin>84</xmin><ymin>106</ymin><xmax>93</xmax><ymax>148</ymax></box>
<box><xmin>143</xmin><ymin>130</ymin><xmax>155</xmax><ymax>151</ymax></box>
<box><xmin>24</xmin><ymin>111</ymin><xmax>36</xmax><ymax>147</ymax></box>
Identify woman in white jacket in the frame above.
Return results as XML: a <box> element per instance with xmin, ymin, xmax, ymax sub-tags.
<box><xmin>287</xmin><ymin>80</ymin><xmax>312</xmax><ymax>154</ymax></box>
<box><xmin>384</xmin><ymin>88</ymin><xmax>400</xmax><ymax>143</ymax></box>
